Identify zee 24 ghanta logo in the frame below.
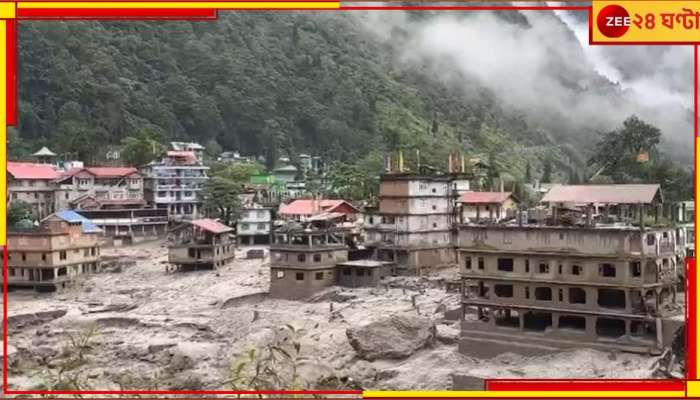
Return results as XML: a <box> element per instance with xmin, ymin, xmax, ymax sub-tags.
<box><xmin>597</xmin><ymin>4</ymin><xmax>632</xmax><ymax>38</ymax></box>
<box><xmin>597</xmin><ymin>3</ymin><xmax>700</xmax><ymax>39</ymax></box>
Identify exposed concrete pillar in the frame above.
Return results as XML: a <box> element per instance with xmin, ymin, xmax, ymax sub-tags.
<box><xmin>476</xmin><ymin>205</ymin><xmax>480</xmax><ymax>223</ymax></box>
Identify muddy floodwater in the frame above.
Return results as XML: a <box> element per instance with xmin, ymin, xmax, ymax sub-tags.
<box><xmin>2</xmin><ymin>240</ymin><xmax>673</xmax><ymax>391</ymax></box>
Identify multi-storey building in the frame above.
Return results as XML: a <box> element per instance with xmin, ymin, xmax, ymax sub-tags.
<box><xmin>167</xmin><ymin>219</ymin><xmax>235</xmax><ymax>271</ymax></box>
<box><xmin>54</xmin><ymin>167</ymin><xmax>144</xmax><ymax>210</ymax></box>
<box><xmin>7</xmin><ymin>162</ymin><xmax>60</xmax><ymax>219</ymax></box>
<box><xmin>269</xmin><ymin>225</ymin><xmax>349</xmax><ymax>300</ymax></box>
<box><xmin>364</xmin><ymin>173</ymin><xmax>458</xmax><ymax>273</ymax></box>
<box><xmin>237</xmin><ymin>207</ymin><xmax>273</xmax><ymax>245</ymax></box>
<box><xmin>77</xmin><ymin>208</ymin><xmax>169</xmax><ymax>246</ymax></box>
<box><xmin>141</xmin><ymin>151</ymin><xmax>209</xmax><ymax>219</ymax></box>
<box><xmin>7</xmin><ymin>210</ymin><xmax>102</xmax><ymax>292</ymax></box>
<box><xmin>456</xmin><ymin>184</ymin><xmax>684</xmax><ymax>357</ymax></box>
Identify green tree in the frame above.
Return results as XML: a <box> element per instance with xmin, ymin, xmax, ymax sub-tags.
<box><xmin>201</xmin><ymin>176</ymin><xmax>243</xmax><ymax>227</ymax></box>
<box><xmin>541</xmin><ymin>159</ymin><xmax>553</xmax><ymax>183</ymax></box>
<box><xmin>587</xmin><ymin>115</ymin><xmax>661</xmax><ymax>182</ymax></box>
<box><xmin>8</xmin><ymin>200</ymin><xmax>33</xmax><ymax>227</ymax></box>
<box><xmin>121</xmin><ymin>129</ymin><xmax>166</xmax><ymax>167</ymax></box>
<box><xmin>524</xmin><ymin>161</ymin><xmax>532</xmax><ymax>183</ymax></box>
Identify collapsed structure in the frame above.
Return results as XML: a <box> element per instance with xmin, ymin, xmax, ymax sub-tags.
<box><xmin>457</xmin><ymin>184</ymin><xmax>685</xmax><ymax>357</ymax></box>
<box><xmin>6</xmin><ymin>211</ymin><xmax>102</xmax><ymax>292</ymax></box>
<box><xmin>167</xmin><ymin>219</ymin><xmax>235</xmax><ymax>272</ymax></box>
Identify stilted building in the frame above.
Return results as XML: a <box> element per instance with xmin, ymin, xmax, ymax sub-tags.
<box><xmin>457</xmin><ymin>184</ymin><xmax>685</xmax><ymax>357</ymax></box>
<box><xmin>167</xmin><ymin>219</ymin><xmax>235</xmax><ymax>272</ymax></box>
<box><xmin>7</xmin><ymin>211</ymin><xmax>102</xmax><ymax>292</ymax></box>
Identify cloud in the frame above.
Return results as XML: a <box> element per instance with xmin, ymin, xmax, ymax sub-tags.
<box><xmin>357</xmin><ymin>8</ymin><xmax>694</xmax><ymax>163</ymax></box>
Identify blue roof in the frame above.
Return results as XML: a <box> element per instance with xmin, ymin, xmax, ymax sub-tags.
<box><xmin>54</xmin><ymin>210</ymin><xmax>103</xmax><ymax>234</ymax></box>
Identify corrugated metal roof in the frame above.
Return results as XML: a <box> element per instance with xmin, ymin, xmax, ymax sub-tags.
<box><xmin>191</xmin><ymin>219</ymin><xmax>233</xmax><ymax>234</ymax></box>
<box><xmin>459</xmin><ymin>191</ymin><xmax>514</xmax><ymax>204</ymax></box>
<box><xmin>279</xmin><ymin>199</ymin><xmax>358</xmax><ymax>216</ymax></box>
<box><xmin>62</xmin><ymin>167</ymin><xmax>138</xmax><ymax>178</ymax></box>
<box><xmin>53</xmin><ymin>210</ymin><xmax>103</xmax><ymax>233</ymax></box>
<box><xmin>540</xmin><ymin>184</ymin><xmax>661</xmax><ymax>205</ymax></box>
<box><xmin>8</xmin><ymin>162</ymin><xmax>59</xmax><ymax>180</ymax></box>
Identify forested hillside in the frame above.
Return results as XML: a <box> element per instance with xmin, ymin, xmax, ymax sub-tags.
<box><xmin>12</xmin><ymin>11</ymin><xmax>693</xmax><ymax>201</ymax></box>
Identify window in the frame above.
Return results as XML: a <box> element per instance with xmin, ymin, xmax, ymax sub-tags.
<box><xmin>313</xmin><ymin>254</ymin><xmax>322</xmax><ymax>262</ymax></box>
<box><xmin>9</xmin><ymin>268</ymin><xmax>14</xmax><ymax>276</ymax></box>
<box><xmin>258</xmin><ymin>223</ymin><xmax>266</xmax><ymax>230</ymax></box>
<box><xmin>343</xmin><ymin>268</ymin><xmax>351</xmax><ymax>276</ymax></box>
<box><xmin>630</xmin><ymin>262</ymin><xmax>641</xmax><ymax>277</ymax></box>
<box><xmin>465</xmin><ymin>257</ymin><xmax>472</xmax><ymax>270</ymax></box>
<box><xmin>241</xmin><ymin>224</ymin><xmax>249</xmax><ymax>230</ymax></box>
<box><xmin>357</xmin><ymin>269</ymin><xmax>365</xmax><ymax>276</ymax></box>
<box><xmin>538</xmin><ymin>263</ymin><xmax>549</xmax><ymax>274</ymax></box>
<box><xmin>295</xmin><ymin>272</ymin><xmax>304</xmax><ymax>281</ymax></box>
<box><xmin>523</xmin><ymin>312</ymin><xmax>552</xmax><ymax>332</ymax></box>
<box><xmin>599</xmin><ymin>263</ymin><xmax>616</xmax><ymax>277</ymax></box>
<box><xmin>646</xmin><ymin>234</ymin><xmax>656</xmax><ymax>246</ymax></box>
<box><xmin>558</xmin><ymin>289</ymin><xmax>563</xmax><ymax>302</ymax></box>
<box><xmin>478</xmin><ymin>257</ymin><xmax>485</xmax><ymax>270</ymax></box>
<box><xmin>559</xmin><ymin>315</ymin><xmax>586</xmax><ymax>331</ymax></box>
<box><xmin>525</xmin><ymin>260</ymin><xmax>530</xmax><ymax>273</ymax></box>
<box><xmin>494</xmin><ymin>284</ymin><xmax>513</xmax><ymax>298</ymax></box>
<box><xmin>598</xmin><ymin>288</ymin><xmax>626</xmax><ymax>309</ymax></box>
<box><xmin>297</xmin><ymin>254</ymin><xmax>306</xmax><ymax>263</ymax></box>
<box><xmin>525</xmin><ymin>287</ymin><xmax>530</xmax><ymax>299</ymax></box>
<box><xmin>21</xmin><ymin>253</ymin><xmax>26</xmax><ymax>261</ymax></box>
<box><xmin>497</xmin><ymin>258</ymin><xmax>514</xmax><ymax>272</ymax></box>
<box><xmin>571</xmin><ymin>264</ymin><xmax>582</xmax><ymax>275</ymax></box>
<box><xmin>558</xmin><ymin>264</ymin><xmax>563</xmax><ymax>274</ymax></box>
<box><xmin>432</xmin><ymin>223</ymin><xmax>437</xmax><ymax>228</ymax></box>
<box><xmin>315</xmin><ymin>272</ymin><xmax>324</xmax><ymax>280</ymax></box>
<box><xmin>60</xmin><ymin>251</ymin><xmax>67</xmax><ymax>260</ymax></box>
<box><xmin>569</xmin><ymin>287</ymin><xmax>586</xmax><ymax>304</ymax></box>
<box><xmin>596</xmin><ymin>318</ymin><xmax>625</xmax><ymax>338</ymax></box>
<box><xmin>534</xmin><ymin>287</ymin><xmax>552</xmax><ymax>301</ymax></box>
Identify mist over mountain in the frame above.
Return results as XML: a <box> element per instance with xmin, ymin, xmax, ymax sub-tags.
<box><xmin>13</xmin><ymin>9</ymin><xmax>692</xmax><ymax>183</ymax></box>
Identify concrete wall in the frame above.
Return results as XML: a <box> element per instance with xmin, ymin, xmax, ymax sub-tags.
<box><xmin>459</xmin><ymin>251</ymin><xmax>678</xmax><ymax>287</ymax></box>
<box><xmin>337</xmin><ymin>265</ymin><xmax>393</xmax><ymax>287</ymax></box>
<box><xmin>462</xmin><ymin>198</ymin><xmax>518</xmax><ymax>222</ymax></box>
<box><xmin>269</xmin><ymin>266</ymin><xmax>337</xmax><ymax>300</ymax></box>
<box><xmin>270</xmin><ymin>248</ymin><xmax>348</xmax><ymax>268</ymax></box>
<box><xmin>458</xmin><ymin>225</ymin><xmax>680</xmax><ymax>258</ymax></box>
<box><xmin>379</xmin><ymin>197</ymin><xmax>452</xmax><ymax>215</ymax></box>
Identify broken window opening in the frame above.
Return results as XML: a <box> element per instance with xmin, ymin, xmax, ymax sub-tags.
<box><xmin>599</xmin><ymin>263</ymin><xmax>616</xmax><ymax>277</ymax></box>
<box><xmin>598</xmin><ymin>288</ymin><xmax>626</xmax><ymax>309</ymax></box>
<box><xmin>559</xmin><ymin>315</ymin><xmax>586</xmax><ymax>332</ymax></box>
<box><xmin>523</xmin><ymin>312</ymin><xmax>552</xmax><ymax>332</ymax></box>
<box><xmin>534</xmin><ymin>287</ymin><xmax>552</xmax><ymax>301</ymax></box>
<box><xmin>569</xmin><ymin>287</ymin><xmax>586</xmax><ymax>304</ymax></box>
<box><xmin>494</xmin><ymin>284</ymin><xmax>513</xmax><ymax>298</ymax></box>
<box><xmin>497</xmin><ymin>258</ymin><xmax>514</xmax><ymax>272</ymax></box>
<box><xmin>494</xmin><ymin>309</ymin><xmax>519</xmax><ymax>329</ymax></box>
<box><xmin>596</xmin><ymin>318</ymin><xmax>626</xmax><ymax>338</ymax></box>
<box><xmin>630</xmin><ymin>261</ymin><xmax>642</xmax><ymax>277</ymax></box>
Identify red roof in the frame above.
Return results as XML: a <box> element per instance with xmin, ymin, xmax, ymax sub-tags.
<box><xmin>279</xmin><ymin>199</ymin><xmax>358</xmax><ymax>216</ymax></box>
<box><xmin>191</xmin><ymin>219</ymin><xmax>233</xmax><ymax>234</ymax></box>
<box><xmin>540</xmin><ymin>184</ymin><xmax>661</xmax><ymax>205</ymax></box>
<box><xmin>459</xmin><ymin>191</ymin><xmax>514</xmax><ymax>204</ymax></box>
<box><xmin>62</xmin><ymin>167</ymin><xmax>138</xmax><ymax>178</ymax></box>
<box><xmin>7</xmin><ymin>161</ymin><xmax>59</xmax><ymax>180</ymax></box>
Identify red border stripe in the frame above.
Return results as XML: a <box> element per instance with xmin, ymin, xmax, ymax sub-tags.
<box><xmin>5</xmin><ymin>19</ymin><xmax>14</xmax><ymax>126</ymax></box>
<box><xmin>688</xmin><ymin>258</ymin><xmax>696</xmax><ymax>380</ymax></box>
<box><xmin>17</xmin><ymin>8</ymin><xmax>219</xmax><ymax>19</ymax></box>
<box><xmin>484</xmin><ymin>379</ymin><xmax>686</xmax><ymax>392</ymax></box>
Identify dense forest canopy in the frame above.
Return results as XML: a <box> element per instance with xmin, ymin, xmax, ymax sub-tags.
<box><xmin>12</xmin><ymin>11</ymin><xmax>694</xmax><ymax>202</ymax></box>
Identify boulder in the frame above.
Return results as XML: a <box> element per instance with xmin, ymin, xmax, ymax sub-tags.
<box><xmin>346</xmin><ymin>315</ymin><xmax>436</xmax><ymax>361</ymax></box>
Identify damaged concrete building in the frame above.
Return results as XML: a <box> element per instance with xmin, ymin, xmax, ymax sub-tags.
<box><xmin>6</xmin><ymin>210</ymin><xmax>102</xmax><ymax>292</ymax></box>
<box><xmin>167</xmin><ymin>219</ymin><xmax>235</xmax><ymax>272</ymax></box>
<box><xmin>269</xmin><ymin>224</ymin><xmax>349</xmax><ymax>300</ymax></box>
<box><xmin>457</xmin><ymin>184</ymin><xmax>685</xmax><ymax>358</ymax></box>
<box><xmin>364</xmin><ymin>172</ymin><xmax>459</xmax><ymax>274</ymax></box>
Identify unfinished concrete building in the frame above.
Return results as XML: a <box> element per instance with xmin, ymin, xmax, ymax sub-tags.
<box><xmin>457</xmin><ymin>184</ymin><xmax>685</xmax><ymax>357</ymax></box>
<box><xmin>167</xmin><ymin>219</ymin><xmax>235</xmax><ymax>272</ymax></box>
<box><xmin>6</xmin><ymin>211</ymin><xmax>102</xmax><ymax>292</ymax></box>
<box><xmin>364</xmin><ymin>172</ymin><xmax>457</xmax><ymax>273</ymax></box>
<box><xmin>336</xmin><ymin>260</ymin><xmax>394</xmax><ymax>288</ymax></box>
<box><xmin>269</xmin><ymin>225</ymin><xmax>349</xmax><ymax>300</ymax></box>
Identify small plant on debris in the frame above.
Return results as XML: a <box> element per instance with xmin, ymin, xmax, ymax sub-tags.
<box><xmin>228</xmin><ymin>324</ymin><xmax>310</xmax><ymax>394</ymax></box>
<box><xmin>34</xmin><ymin>324</ymin><xmax>99</xmax><ymax>394</ymax></box>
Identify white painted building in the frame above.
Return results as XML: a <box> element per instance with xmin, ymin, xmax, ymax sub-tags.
<box><xmin>237</xmin><ymin>207</ymin><xmax>273</xmax><ymax>245</ymax></box>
